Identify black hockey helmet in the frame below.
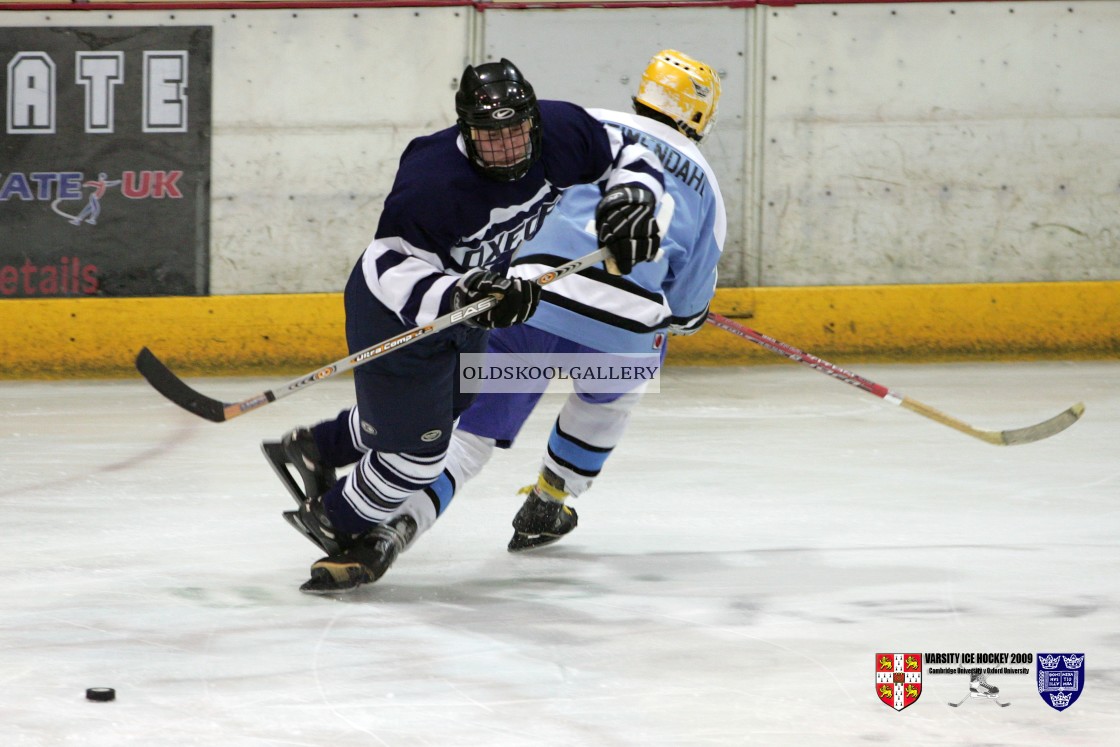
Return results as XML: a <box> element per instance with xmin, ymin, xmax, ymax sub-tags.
<box><xmin>455</xmin><ymin>58</ymin><xmax>542</xmax><ymax>181</ymax></box>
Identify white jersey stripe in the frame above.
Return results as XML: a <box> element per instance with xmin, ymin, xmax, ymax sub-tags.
<box><xmin>362</xmin><ymin>251</ymin><xmax>459</xmax><ymax>326</ymax></box>
<box><xmin>509</xmin><ymin>262</ymin><xmax>670</xmax><ymax>328</ymax></box>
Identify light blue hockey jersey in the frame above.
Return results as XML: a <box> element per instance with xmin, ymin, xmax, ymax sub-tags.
<box><xmin>509</xmin><ymin>108</ymin><xmax>725</xmax><ymax>353</ymax></box>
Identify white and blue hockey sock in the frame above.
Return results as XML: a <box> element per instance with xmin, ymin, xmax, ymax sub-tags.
<box><xmin>542</xmin><ymin>390</ymin><xmax>642</xmax><ymax>496</ymax></box>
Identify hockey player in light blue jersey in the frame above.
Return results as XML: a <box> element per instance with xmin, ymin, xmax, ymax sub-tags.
<box><xmin>394</xmin><ymin>50</ymin><xmax>726</xmax><ymax>552</ymax></box>
<box><xmin>263</xmin><ymin>58</ymin><xmax>665</xmax><ymax>593</ymax></box>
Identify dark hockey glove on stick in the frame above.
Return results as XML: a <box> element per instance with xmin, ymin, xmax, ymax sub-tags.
<box><xmin>136</xmin><ymin>248</ymin><xmax>611</xmax><ymax>423</ymax></box>
<box><xmin>706</xmin><ymin>312</ymin><xmax>1084</xmax><ymax>446</ymax></box>
<box><xmin>453</xmin><ymin>271</ymin><xmax>541</xmax><ymax>329</ymax></box>
<box><xmin>596</xmin><ymin>185</ymin><xmax>660</xmax><ymax>275</ymax></box>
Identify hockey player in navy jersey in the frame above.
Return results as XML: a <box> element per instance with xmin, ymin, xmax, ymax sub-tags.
<box><xmin>263</xmin><ymin>59</ymin><xmax>665</xmax><ymax>593</ymax></box>
<box><xmin>392</xmin><ymin>50</ymin><xmax>726</xmax><ymax>552</ymax></box>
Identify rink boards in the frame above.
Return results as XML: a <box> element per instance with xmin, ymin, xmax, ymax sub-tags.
<box><xmin>4</xmin><ymin>279</ymin><xmax>1118</xmax><ymax>378</ymax></box>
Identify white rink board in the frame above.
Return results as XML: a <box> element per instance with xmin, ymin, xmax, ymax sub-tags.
<box><xmin>481</xmin><ymin>6</ymin><xmax>751</xmax><ymax>286</ymax></box>
<box><xmin>3</xmin><ymin>2</ymin><xmax>1119</xmax><ymax>290</ymax></box>
<box><xmin>203</xmin><ymin>7</ymin><xmax>469</xmax><ymax>295</ymax></box>
<box><xmin>760</xmin><ymin>0</ymin><xmax>1120</xmax><ymax>286</ymax></box>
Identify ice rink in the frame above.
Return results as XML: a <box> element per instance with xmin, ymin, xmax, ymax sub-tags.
<box><xmin>2</xmin><ymin>359</ymin><xmax>1117</xmax><ymax>746</ymax></box>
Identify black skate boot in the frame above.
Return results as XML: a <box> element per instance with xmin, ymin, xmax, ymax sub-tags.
<box><xmin>262</xmin><ymin>428</ymin><xmax>342</xmax><ymax>553</ymax></box>
<box><xmin>300</xmin><ymin>514</ymin><xmax>418</xmax><ymax>594</ymax></box>
<box><xmin>507</xmin><ymin>467</ymin><xmax>578</xmax><ymax>552</ymax></box>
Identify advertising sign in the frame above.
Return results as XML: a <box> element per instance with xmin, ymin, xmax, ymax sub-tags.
<box><xmin>2</xmin><ymin>26</ymin><xmax>211</xmax><ymax>296</ymax></box>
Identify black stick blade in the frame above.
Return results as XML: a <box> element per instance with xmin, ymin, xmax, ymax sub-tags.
<box><xmin>135</xmin><ymin>347</ymin><xmax>228</xmax><ymax>423</ymax></box>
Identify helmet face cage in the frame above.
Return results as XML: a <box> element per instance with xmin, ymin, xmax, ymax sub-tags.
<box><xmin>456</xmin><ymin>59</ymin><xmax>542</xmax><ymax>181</ymax></box>
<box><xmin>633</xmin><ymin>50</ymin><xmax>721</xmax><ymax>142</ymax></box>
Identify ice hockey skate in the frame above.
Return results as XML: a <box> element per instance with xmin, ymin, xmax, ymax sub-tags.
<box><xmin>262</xmin><ymin>428</ymin><xmax>337</xmax><ymax>502</ymax></box>
<box><xmin>300</xmin><ymin>514</ymin><xmax>417</xmax><ymax>594</ymax></box>
<box><xmin>262</xmin><ymin>429</ymin><xmax>342</xmax><ymax>553</ymax></box>
<box><xmin>507</xmin><ymin>469</ymin><xmax>578</xmax><ymax>552</ymax></box>
<box><xmin>948</xmin><ymin>672</ymin><xmax>1011</xmax><ymax>707</ymax></box>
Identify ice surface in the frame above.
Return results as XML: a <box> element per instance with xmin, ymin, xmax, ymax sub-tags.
<box><xmin>1</xmin><ymin>361</ymin><xmax>1117</xmax><ymax>746</ymax></box>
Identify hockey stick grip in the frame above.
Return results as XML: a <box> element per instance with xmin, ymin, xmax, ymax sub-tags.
<box><xmin>603</xmin><ymin>248</ymin><xmax>665</xmax><ymax>276</ymax></box>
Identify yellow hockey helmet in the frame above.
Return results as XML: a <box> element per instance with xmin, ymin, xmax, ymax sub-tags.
<box><xmin>633</xmin><ymin>50</ymin><xmax>721</xmax><ymax>142</ymax></box>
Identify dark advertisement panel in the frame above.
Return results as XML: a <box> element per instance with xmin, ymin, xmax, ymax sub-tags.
<box><xmin>1</xmin><ymin>26</ymin><xmax>211</xmax><ymax>297</ymax></box>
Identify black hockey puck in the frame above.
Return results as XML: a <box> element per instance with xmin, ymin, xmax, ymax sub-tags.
<box><xmin>86</xmin><ymin>687</ymin><xmax>116</xmax><ymax>702</ymax></box>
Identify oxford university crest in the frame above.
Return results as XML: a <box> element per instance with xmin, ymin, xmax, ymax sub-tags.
<box><xmin>1037</xmin><ymin>653</ymin><xmax>1085</xmax><ymax>711</ymax></box>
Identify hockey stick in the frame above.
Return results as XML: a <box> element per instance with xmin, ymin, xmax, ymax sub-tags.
<box><xmin>705</xmin><ymin>312</ymin><xmax>1084</xmax><ymax>446</ymax></box>
<box><xmin>137</xmin><ymin>248</ymin><xmax>612</xmax><ymax>423</ymax></box>
<box><xmin>949</xmin><ymin>695</ymin><xmax>1010</xmax><ymax>707</ymax></box>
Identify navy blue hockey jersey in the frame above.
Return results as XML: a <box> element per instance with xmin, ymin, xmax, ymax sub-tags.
<box><xmin>356</xmin><ymin>100</ymin><xmax>664</xmax><ymax>327</ymax></box>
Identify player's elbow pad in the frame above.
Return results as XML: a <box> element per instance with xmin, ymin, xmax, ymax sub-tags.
<box><xmin>668</xmin><ymin>309</ymin><xmax>708</xmax><ymax>336</ymax></box>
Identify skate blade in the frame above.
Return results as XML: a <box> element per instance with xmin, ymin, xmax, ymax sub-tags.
<box><xmin>283</xmin><ymin>510</ymin><xmax>330</xmax><ymax>553</ymax></box>
<box><xmin>507</xmin><ymin>530</ymin><xmax>565</xmax><ymax>553</ymax></box>
<box><xmin>262</xmin><ymin>441</ymin><xmax>308</xmax><ymax>508</ymax></box>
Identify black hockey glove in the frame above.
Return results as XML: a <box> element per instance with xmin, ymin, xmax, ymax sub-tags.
<box><xmin>452</xmin><ymin>270</ymin><xmax>542</xmax><ymax>329</ymax></box>
<box><xmin>595</xmin><ymin>185</ymin><xmax>660</xmax><ymax>275</ymax></box>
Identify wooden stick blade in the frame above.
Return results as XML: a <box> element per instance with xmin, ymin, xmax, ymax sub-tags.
<box><xmin>135</xmin><ymin>347</ymin><xmax>229</xmax><ymax>423</ymax></box>
<box><xmin>901</xmin><ymin>397</ymin><xmax>1085</xmax><ymax>446</ymax></box>
<box><xmin>998</xmin><ymin>401</ymin><xmax>1085</xmax><ymax>445</ymax></box>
